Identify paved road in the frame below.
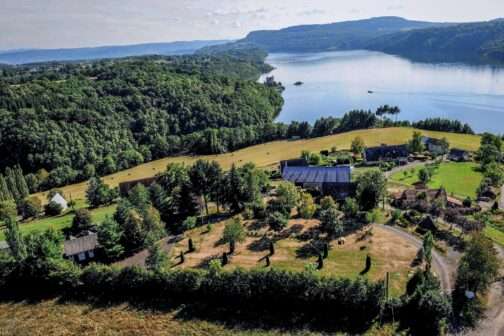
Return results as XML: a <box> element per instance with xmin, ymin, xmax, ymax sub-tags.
<box><xmin>378</xmin><ymin>224</ymin><xmax>453</xmax><ymax>292</ymax></box>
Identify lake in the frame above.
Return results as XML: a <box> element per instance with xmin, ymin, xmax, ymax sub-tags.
<box><xmin>261</xmin><ymin>51</ymin><xmax>504</xmax><ymax>133</ymax></box>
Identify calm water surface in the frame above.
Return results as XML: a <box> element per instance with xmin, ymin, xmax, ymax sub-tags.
<box><xmin>262</xmin><ymin>51</ymin><xmax>504</xmax><ymax>133</ymax></box>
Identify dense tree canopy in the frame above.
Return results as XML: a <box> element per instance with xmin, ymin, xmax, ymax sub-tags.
<box><xmin>0</xmin><ymin>54</ymin><xmax>283</xmax><ymax>190</ymax></box>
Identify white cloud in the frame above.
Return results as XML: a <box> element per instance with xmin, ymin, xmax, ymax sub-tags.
<box><xmin>1</xmin><ymin>0</ymin><xmax>504</xmax><ymax>49</ymax></box>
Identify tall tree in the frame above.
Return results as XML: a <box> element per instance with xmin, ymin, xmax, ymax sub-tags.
<box><xmin>97</xmin><ymin>216</ymin><xmax>124</xmax><ymax>261</ymax></box>
<box><xmin>146</xmin><ymin>242</ymin><xmax>168</xmax><ymax>272</ymax></box>
<box><xmin>356</xmin><ymin>170</ymin><xmax>387</xmax><ymax>211</ymax></box>
<box><xmin>189</xmin><ymin>160</ymin><xmax>222</xmax><ymax>217</ymax></box>
<box><xmin>5</xmin><ymin>216</ymin><xmax>27</xmax><ymax>261</ymax></box>
<box><xmin>224</xmin><ymin>164</ymin><xmax>244</xmax><ymax>213</ymax></box>
<box><xmin>0</xmin><ymin>174</ymin><xmax>12</xmax><ymax>201</ymax></box>
<box><xmin>422</xmin><ymin>231</ymin><xmax>434</xmax><ymax>270</ymax></box>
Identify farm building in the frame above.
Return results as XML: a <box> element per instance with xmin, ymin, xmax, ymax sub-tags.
<box><xmin>364</xmin><ymin>144</ymin><xmax>409</xmax><ymax>164</ymax></box>
<box><xmin>448</xmin><ymin>148</ymin><xmax>470</xmax><ymax>162</ymax></box>
<box><xmin>50</xmin><ymin>193</ymin><xmax>68</xmax><ymax>211</ymax></box>
<box><xmin>281</xmin><ymin>165</ymin><xmax>354</xmax><ymax>199</ymax></box>
<box><xmin>421</xmin><ymin>137</ymin><xmax>448</xmax><ymax>156</ymax></box>
<box><xmin>280</xmin><ymin>158</ymin><xmax>308</xmax><ymax>173</ymax></box>
<box><xmin>392</xmin><ymin>188</ymin><xmax>448</xmax><ymax>210</ymax></box>
<box><xmin>64</xmin><ymin>232</ymin><xmax>99</xmax><ymax>263</ymax></box>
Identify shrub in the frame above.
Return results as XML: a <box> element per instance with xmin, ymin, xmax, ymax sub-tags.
<box><xmin>267</xmin><ymin>211</ymin><xmax>289</xmax><ymax>231</ymax></box>
<box><xmin>44</xmin><ymin>201</ymin><xmax>63</xmax><ymax>216</ymax></box>
<box><xmin>71</xmin><ymin>208</ymin><xmax>93</xmax><ymax>233</ymax></box>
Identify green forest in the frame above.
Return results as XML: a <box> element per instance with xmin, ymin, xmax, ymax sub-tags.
<box><xmin>0</xmin><ymin>51</ymin><xmax>283</xmax><ymax>190</ymax></box>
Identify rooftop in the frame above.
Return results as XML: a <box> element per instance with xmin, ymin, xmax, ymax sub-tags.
<box><xmin>64</xmin><ymin>232</ymin><xmax>99</xmax><ymax>256</ymax></box>
<box><xmin>282</xmin><ymin>165</ymin><xmax>352</xmax><ymax>184</ymax></box>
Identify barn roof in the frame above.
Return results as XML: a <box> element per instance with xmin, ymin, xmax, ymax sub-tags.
<box><xmin>64</xmin><ymin>233</ymin><xmax>99</xmax><ymax>256</ymax></box>
<box><xmin>364</xmin><ymin>144</ymin><xmax>409</xmax><ymax>162</ymax></box>
<box><xmin>282</xmin><ymin>165</ymin><xmax>351</xmax><ymax>184</ymax></box>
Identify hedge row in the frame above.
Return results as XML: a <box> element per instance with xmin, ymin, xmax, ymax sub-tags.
<box><xmin>1</xmin><ymin>261</ymin><xmax>384</xmax><ymax>331</ymax></box>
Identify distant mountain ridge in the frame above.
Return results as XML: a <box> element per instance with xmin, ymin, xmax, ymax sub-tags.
<box><xmin>241</xmin><ymin>17</ymin><xmax>450</xmax><ymax>52</ymax></box>
<box><xmin>0</xmin><ymin>40</ymin><xmax>229</xmax><ymax>65</ymax></box>
<box><xmin>366</xmin><ymin>19</ymin><xmax>504</xmax><ymax>64</ymax></box>
<box><xmin>201</xmin><ymin>16</ymin><xmax>504</xmax><ymax>65</ymax></box>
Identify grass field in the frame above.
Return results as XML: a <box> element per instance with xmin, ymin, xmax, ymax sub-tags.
<box><xmin>33</xmin><ymin>127</ymin><xmax>480</xmax><ymax>203</ymax></box>
<box><xmin>484</xmin><ymin>225</ymin><xmax>504</xmax><ymax>246</ymax></box>
<box><xmin>171</xmin><ymin>217</ymin><xmax>418</xmax><ymax>297</ymax></box>
<box><xmin>0</xmin><ymin>204</ymin><xmax>116</xmax><ymax>241</ymax></box>
<box><xmin>0</xmin><ymin>300</ymin><xmax>398</xmax><ymax>336</ymax></box>
<box><xmin>390</xmin><ymin>162</ymin><xmax>483</xmax><ymax>199</ymax></box>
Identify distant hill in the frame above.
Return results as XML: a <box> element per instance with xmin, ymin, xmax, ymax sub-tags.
<box><xmin>236</xmin><ymin>17</ymin><xmax>450</xmax><ymax>52</ymax></box>
<box><xmin>0</xmin><ymin>40</ymin><xmax>229</xmax><ymax>65</ymax></box>
<box><xmin>366</xmin><ymin>19</ymin><xmax>504</xmax><ymax>64</ymax></box>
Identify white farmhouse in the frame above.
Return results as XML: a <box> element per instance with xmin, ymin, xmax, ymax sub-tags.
<box><xmin>50</xmin><ymin>193</ymin><xmax>68</xmax><ymax>211</ymax></box>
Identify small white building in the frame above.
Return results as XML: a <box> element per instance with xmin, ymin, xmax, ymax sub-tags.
<box><xmin>50</xmin><ymin>193</ymin><xmax>68</xmax><ymax>211</ymax></box>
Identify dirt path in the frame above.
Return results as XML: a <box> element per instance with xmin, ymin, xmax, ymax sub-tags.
<box><xmin>378</xmin><ymin>224</ymin><xmax>454</xmax><ymax>292</ymax></box>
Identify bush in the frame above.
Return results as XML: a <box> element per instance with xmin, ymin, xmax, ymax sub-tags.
<box><xmin>44</xmin><ymin>201</ymin><xmax>63</xmax><ymax>216</ymax></box>
<box><xmin>267</xmin><ymin>211</ymin><xmax>289</xmax><ymax>231</ymax></box>
<box><xmin>71</xmin><ymin>209</ymin><xmax>93</xmax><ymax>233</ymax></box>
<box><xmin>19</xmin><ymin>197</ymin><xmax>42</xmax><ymax>219</ymax></box>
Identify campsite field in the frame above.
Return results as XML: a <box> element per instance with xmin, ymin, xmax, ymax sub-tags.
<box><xmin>0</xmin><ymin>204</ymin><xmax>116</xmax><ymax>241</ymax></box>
<box><xmin>171</xmin><ymin>216</ymin><xmax>418</xmax><ymax>297</ymax></box>
<box><xmin>389</xmin><ymin>162</ymin><xmax>482</xmax><ymax>199</ymax></box>
<box><xmin>33</xmin><ymin>127</ymin><xmax>480</xmax><ymax>203</ymax></box>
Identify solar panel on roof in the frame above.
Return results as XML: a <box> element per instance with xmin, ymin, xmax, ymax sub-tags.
<box><xmin>282</xmin><ymin>166</ymin><xmax>351</xmax><ymax>184</ymax></box>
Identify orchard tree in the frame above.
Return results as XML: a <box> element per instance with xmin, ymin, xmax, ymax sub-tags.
<box><xmin>341</xmin><ymin>197</ymin><xmax>358</xmax><ymax>218</ymax></box>
<box><xmin>320</xmin><ymin>205</ymin><xmax>343</xmax><ymax>237</ymax></box>
<box><xmin>299</xmin><ymin>192</ymin><xmax>316</xmax><ymax>219</ymax></box>
<box><xmin>276</xmin><ymin>181</ymin><xmax>300</xmax><ymax>215</ymax></box>
<box><xmin>222</xmin><ymin>217</ymin><xmax>246</xmax><ymax>253</ymax></box>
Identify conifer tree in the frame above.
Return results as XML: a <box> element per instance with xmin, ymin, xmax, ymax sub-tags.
<box><xmin>14</xmin><ymin>166</ymin><xmax>29</xmax><ymax>199</ymax></box>
<box><xmin>5</xmin><ymin>167</ymin><xmax>20</xmax><ymax>200</ymax></box>
<box><xmin>0</xmin><ymin>174</ymin><xmax>12</xmax><ymax>201</ymax></box>
<box><xmin>5</xmin><ymin>216</ymin><xmax>27</xmax><ymax>261</ymax></box>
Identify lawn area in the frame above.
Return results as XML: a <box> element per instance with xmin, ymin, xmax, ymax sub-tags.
<box><xmin>389</xmin><ymin>162</ymin><xmax>483</xmax><ymax>199</ymax></box>
<box><xmin>0</xmin><ymin>204</ymin><xmax>116</xmax><ymax>241</ymax></box>
<box><xmin>171</xmin><ymin>218</ymin><xmax>418</xmax><ymax>297</ymax></box>
<box><xmin>484</xmin><ymin>225</ymin><xmax>504</xmax><ymax>246</ymax></box>
<box><xmin>33</xmin><ymin>127</ymin><xmax>480</xmax><ymax>203</ymax></box>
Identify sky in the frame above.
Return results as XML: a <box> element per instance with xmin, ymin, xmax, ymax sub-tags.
<box><xmin>2</xmin><ymin>0</ymin><xmax>504</xmax><ymax>50</ymax></box>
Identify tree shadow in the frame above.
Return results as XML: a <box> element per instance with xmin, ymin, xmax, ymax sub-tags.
<box><xmin>295</xmin><ymin>240</ymin><xmax>327</xmax><ymax>259</ymax></box>
<box><xmin>247</xmin><ymin>236</ymin><xmax>271</xmax><ymax>253</ymax></box>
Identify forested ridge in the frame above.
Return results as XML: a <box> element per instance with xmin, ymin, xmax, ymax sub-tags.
<box><xmin>0</xmin><ymin>53</ymin><xmax>283</xmax><ymax>190</ymax></box>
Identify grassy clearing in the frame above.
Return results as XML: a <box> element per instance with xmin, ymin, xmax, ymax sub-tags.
<box><xmin>389</xmin><ymin>162</ymin><xmax>482</xmax><ymax>199</ymax></box>
<box><xmin>33</xmin><ymin>127</ymin><xmax>480</xmax><ymax>202</ymax></box>
<box><xmin>0</xmin><ymin>300</ymin><xmax>399</xmax><ymax>336</ymax></box>
<box><xmin>171</xmin><ymin>218</ymin><xmax>417</xmax><ymax>297</ymax></box>
<box><xmin>484</xmin><ymin>225</ymin><xmax>504</xmax><ymax>246</ymax></box>
<box><xmin>0</xmin><ymin>205</ymin><xmax>116</xmax><ymax>240</ymax></box>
